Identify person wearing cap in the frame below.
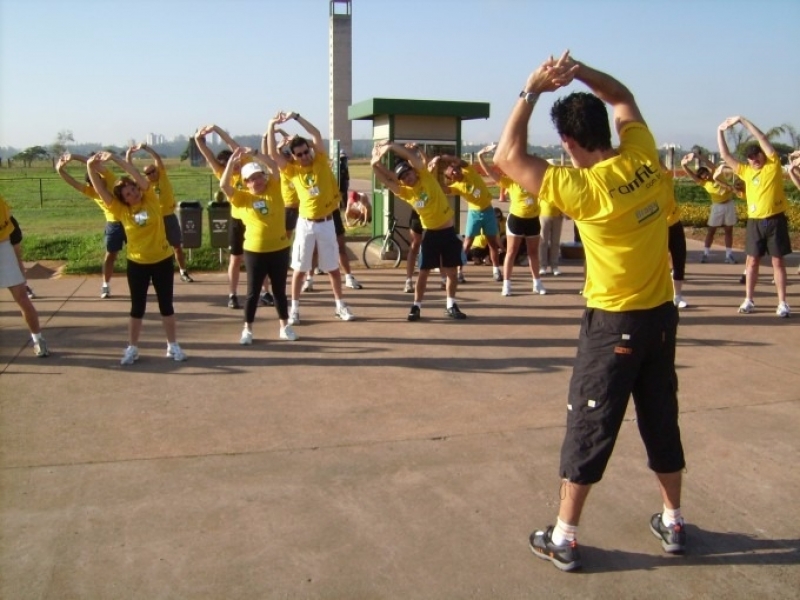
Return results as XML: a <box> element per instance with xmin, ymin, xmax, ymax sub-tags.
<box><xmin>126</xmin><ymin>143</ymin><xmax>194</xmax><ymax>283</ymax></box>
<box><xmin>87</xmin><ymin>152</ymin><xmax>188</xmax><ymax>366</ymax></box>
<box><xmin>220</xmin><ymin>148</ymin><xmax>296</xmax><ymax>344</ymax></box>
<box><xmin>56</xmin><ymin>153</ymin><xmax>125</xmax><ymax>299</ymax></box>
<box><xmin>718</xmin><ymin>116</ymin><xmax>791</xmax><ymax>317</ymax></box>
<box><xmin>494</xmin><ymin>51</ymin><xmax>685</xmax><ymax>571</ymax></box>
<box><xmin>266</xmin><ymin>111</ymin><xmax>355</xmax><ymax>324</ymax></box>
<box><xmin>371</xmin><ymin>141</ymin><xmax>467</xmax><ymax>321</ymax></box>
<box><xmin>0</xmin><ymin>194</ymin><xmax>49</xmax><ymax>357</ymax></box>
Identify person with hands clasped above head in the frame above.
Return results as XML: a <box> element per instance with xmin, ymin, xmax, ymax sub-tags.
<box><xmin>494</xmin><ymin>51</ymin><xmax>686</xmax><ymax>571</ymax></box>
<box><xmin>717</xmin><ymin>116</ymin><xmax>791</xmax><ymax>317</ymax></box>
<box><xmin>371</xmin><ymin>141</ymin><xmax>467</xmax><ymax>321</ymax></box>
<box><xmin>265</xmin><ymin>110</ymin><xmax>355</xmax><ymax>325</ymax></box>
<box><xmin>87</xmin><ymin>152</ymin><xmax>187</xmax><ymax>366</ymax></box>
<box><xmin>220</xmin><ymin>147</ymin><xmax>296</xmax><ymax>344</ymax></box>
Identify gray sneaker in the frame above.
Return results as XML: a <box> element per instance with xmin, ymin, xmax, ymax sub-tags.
<box><xmin>650</xmin><ymin>513</ymin><xmax>686</xmax><ymax>554</ymax></box>
<box><xmin>529</xmin><ymin>526</ymin><xmax>582</xmax><ymax>572</ymax></box>
<box><xmin>33</xmin><ymin>337</ymin><xmax>49</xmax><ymax>358</ymax></box>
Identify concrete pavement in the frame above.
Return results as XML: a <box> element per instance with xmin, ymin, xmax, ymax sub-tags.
<box><xmin>2</xmin><ymin>228</ymin><xmax>800</xmax><ymax>599</ymax></box>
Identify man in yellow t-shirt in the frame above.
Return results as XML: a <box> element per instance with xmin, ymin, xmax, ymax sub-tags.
<box><xmin>718</xmin><ymin>116</ymin><xmax>791</xmax><ymax>317</ymax></box>
<box><xmin>56</xmin><ymin>153</ymin><xmax>125</xmax><ymax>299</ymax></box>
<box><xmin>494</xmin><ymin>52</ymin><xmax>685</xmax><ymax>571</ymax></box>
<box><xmin>681</xmin><ymin>152</ymin><xmax>737</xmax><ymax>263</ymax></box>
<box><xmin>266</xmin><ymin>111</ymin><xmax>354</xmax><ymax>325</ymax></box>
<box><xmin>371</xmin><ymin>141</ymin><xmax>466</xmax><ymax>321</ymax></box>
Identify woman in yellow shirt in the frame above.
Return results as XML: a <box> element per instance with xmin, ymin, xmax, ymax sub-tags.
<box><xmin>87</xmin><ymin>152</ymin><xmax>187</xmax><ymax>366</ymax></box>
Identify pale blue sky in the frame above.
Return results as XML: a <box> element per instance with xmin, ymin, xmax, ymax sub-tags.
<box><xmin>1</xmin><ymin>0</ymin><xmax>798</xmax><ymax>151</ymax></box>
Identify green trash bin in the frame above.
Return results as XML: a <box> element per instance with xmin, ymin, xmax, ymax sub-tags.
<box><xmin>207</xmin><ymin>200</ymin><xmax>231</xmax><ymax>249</ymax></box>
<box><xmin>177</xmin><ymin>201</ymin><xmax>203</xmax><ymax>249</ymax></box>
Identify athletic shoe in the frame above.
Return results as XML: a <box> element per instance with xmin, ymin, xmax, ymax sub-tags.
<box><xmin>288</xmin><ymin>310</ymin><xmax>300</xmax><ymax>326</ymax></box>
<box><xmin>445</xmin><ymin>303</ymin><xmax>467</xmax><ymax>320</ymax></box>
<box><xmin>279</xmin><ymin>325</ymin><xmax>298</xmax><ymax>341</ymax></box>
<box><xmin>227</xmin><ymin>294</ymin><xmax>240</xmax><ymax>309</ymax></box>
<box><xmin>501</xmin><ymin>283</ymin><xmax>512</xmax><ymax>297</ymax></box>
<box><xmin>260</xmin><ymin>291</ymin><xmax>275</xmax><ymax>306</ymax></box>
<box><xmin>538</xmin><ymin>268</ymin><xmax>547</xmax><ymax>276</ymax></box>
<box><xmin>674</xmin><ymin>295</ymin><xmax>688</xmax><ymax>309</ymax></box>
<box><xmin>33</xmin><ymin>338</ymin><xmax>49</xmax><ymax>358</ymax></box>
<box><xmin>403</xmin><ymin>280</ymin><xmax>414</xmax><ymax>293</ymax></box>
<box><xmin>166</xmin><ymin>343</ymin><xmax>187</xmax><ymax>362</ymax></box>
<box><xmin>240</xmin><ymin>329</ymin><xmax>253</xmax><ymax>345</ymax></box>
<box><xmin>101</xmin><ymin>285</ymin><xmax>111</xmax><ymax>299</ymax></box>
<box><xmin>724</xmin><ymin>255</ymin><xmax>737</xmax><ymax>265</ymax></box>
<box><xmin>26</xmin><ymin>285</ymin><xmax>36</xmax><ymax>299</ymax></box>
<box><xmin>335</xmin><ymin>304</ymin><xmax>355</xmax><ymax>321</ymax></box>
<box><xmin>493</xmin><ymin>271</ymin><xmax>502</xmax><ymax>282</ymax></box>
<box><xmin>302</xmin><ymin>279</ymin><xmax>314</xmax><ymax>293</ymax></box>
<box><xmin>739</xmin><ymin>273</ymin><xmax>746</xmax><ymax>285</ymax></box>
<box><xmin>533</xmin><ymin>280</ymin><xmax>547</xmax><ymax>295</ymax></box>
<box><xmin>649</xmin><ymin>513</ymin><xmax>686</xmax><ymax>554</ymax></box>
<box><xmin>529</xmin><ymin>526</ymin><xmax>582</xmax><ymax>572</ymax></box>
<box><xmin>738</xmin><ymin>299</ymin><xmax>755</xmax><ymax>314</ymax></box>
<box><xmin>552</xmin><ymin>268</ymin><xmax>562</xmax><ymax>276</ymax></box>
<box><xmin>345</xmin><ymin>276</ymin><xmax>363</xmax><ymax>289</ymax></box>
<box><xmin>180</xmin><ymin>270</ymin><xmax>194</xmax><ymax>282</ymax></box>
<box><xmin>314</xmin><ymin>267</ymin><xmax>325</xmax><ymax>275</ymax></box>
<box><xmin>777</xmin><ymin>302</ymin><xmax>791</xmax><ymax>318</ymax></box>
<box><xmin>457</xmin><ymin>272</ymin><xmax>466</xmax><ymax>284</ymax></box>
<box><xmin>120</xmin><ymin>345</ymin><xmax>139</xmax><ymax>366</ymax></box>
<box><xmin>700</xmin><ymin>254</ymin><xmax>709</xmax><ymax>263</ymax></box>
<box><xmin>407</xmin><ymin>305</ymin><xmax>421</xmax><ymax>321</ymax></box>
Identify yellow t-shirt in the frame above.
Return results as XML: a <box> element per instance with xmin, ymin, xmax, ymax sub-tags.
<box><xmin>228</xmin><ymin>179</ymin><xmax>291</xmax><ymax>254</ymax></box>
<box><xmin>282</xmin><ymin>151</ymin><xmax>338</xmax><ymax>220</ymax></box>
<box><xmin>82</xmin><ymin>169</ymin><xmax>119</xmax><ymax>222</ymax></box>
<box><xmin>472</xmin><ymin>232</ymin><xmax>488</xmax><ymax>249</ymax></box>
<box><xmin>447</xmin><ymin>165</ymin><xmax>493</xmax><ymax>211</ymax></box>
<box><xmin>107</xmin><ymin>189</ymin><xmax>172</xmax><ymax>264</ymax></box>
<box><xmin>539</xmin><ymin>122</ymin><xmax>674</xmax><ymax>312</ymax></box>
<box><xmin>538</xmin><ymin>197</ymin><xmax>562</xmax><ymax>218</ymax></box>
<box><xmin>0</xmin><ymin>195</ymin><xmax>13</xmax><ymax>243</ymax></box>
<box><xmin>395</xmin><ymin>168</ymin><xmax>454</xmax><ymax>230</ymax></box>
<box><xmin>213</xmin><ymin>161</ymin><xmax>248</xmax><ymax>220</ymax></box>
<box><xmin>735</xmin><ymin>153</ymin><xmax>787</xmax><ymax>218</ymax></box>
<box><xmin>153</xmin><ymin>169</ymin><xmax>176</xmax><ymax>216</ymax></box>
<box><xmin>280</xmin><ymin>174</ymin><xmax>299</xmax><ymax>208</ymax></box>
<box><xmin>664</xmin><ymin>172</ymin><xmax>681</xmax><ymax>227</ymax></box>
<box><xmin>499</xmin><ymin>175</ymin><xmax>540</xmax><ymax>218</ymax></box>
<box><xmin>701</xmin><ymin>180</ymin><xmax>732</xmax><ymax>205</ymax></box>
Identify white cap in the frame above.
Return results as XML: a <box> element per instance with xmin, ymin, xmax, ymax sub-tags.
<box><xmin>241</xmin><ymin>162</ymin><xmax>265</xmax><ymax>181</ymax></box>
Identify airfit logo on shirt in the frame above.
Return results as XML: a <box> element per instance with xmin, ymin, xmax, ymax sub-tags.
<box><xmin>609</xmin><ymin>164</ymin><xmax>660</xmax><ymax>198</ymax></box>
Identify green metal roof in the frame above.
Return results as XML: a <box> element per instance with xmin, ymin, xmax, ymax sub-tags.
<box><xmin>348</xmin><ymin>98</ymin><xmax>490</xmax><ymax>121</ymax></box>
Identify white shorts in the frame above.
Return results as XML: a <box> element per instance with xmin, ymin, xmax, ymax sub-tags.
<box><xmin>708</xmin><ymin>201</ymin><xmax>737</xmax><ymax>227</ymax></box>
<box><xmin>0</xmin><ymin>239</ymin><xmax>25</xmax><ymax>289</ymax></box>
<box><xmin>291</xmin><ymin>217</ymin><xmax>340</xmax><ymax>273</ymax></box>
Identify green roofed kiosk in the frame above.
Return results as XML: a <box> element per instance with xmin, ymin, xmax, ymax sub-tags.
<box><xmin>348</xmin><ymin>98</ymin><xmax>490</xmax><ymax>244</ymax></box>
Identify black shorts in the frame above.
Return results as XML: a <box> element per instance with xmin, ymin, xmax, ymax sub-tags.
<box><xmin>745</xmin><ymin>213</ymin><xmax>792</xmax><ymax>258</ymax></box>
<box><xmin>507</xmin><ymin>214</ymin><xmax>541</xmax><ymax>237</ymax></box>
<box><xmin>229</xmin><ymin>217</ymin><xmax>246</xmax><ymax>256</ymax></box>
<box><xmin>560</xmin><ymin>301</ymin><xmax>685</xmax><ymax>484</ymax></box>
<box><xmin>333</xmin><ymin>208</ymin><xmax>345</xmax><ymax>237</ymax></box>
<box><xmin>285</xmin><ymin>207</ymin><xmax>299</xmax><ymax>232</ymax></box>
<box><xmin>409</xmin><ymin>211</ymin><xmax>423</xmax><ymax>235</ymax></box>
<box><xmin>668</xmin><ymin>221</ymin><xmax>686</xmax><ymax>281</ymax></box>
<box><xmin>419</xmin><ymin>226</ymin><xmax>463</xmax><ymax>271</ymax></box>
<box><xmin>9</xmin><ymin>216</ymin><xmax>22</xmax><ymax>245</ymax></box>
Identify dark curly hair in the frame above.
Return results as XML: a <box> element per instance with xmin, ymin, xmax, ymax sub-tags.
<box><xmin>550</xmin><ymin>92</ymin><xmax>612</xmax><ymax>152</ymax></box>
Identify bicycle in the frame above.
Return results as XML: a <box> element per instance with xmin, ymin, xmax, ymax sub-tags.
<box><xmin>362</xmin><ymin>216</ymin><xmax>412</xmax><ymax>269</ymax></box>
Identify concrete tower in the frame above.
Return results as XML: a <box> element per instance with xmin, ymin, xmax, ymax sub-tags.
<box><xmin>329</xmin><ymin>0</ymin><xmax>352</xmax><ymax>157</ymax></box>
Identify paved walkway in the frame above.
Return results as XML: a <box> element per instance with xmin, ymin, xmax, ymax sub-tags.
<box><xmin>2</xmin><ymin>214</ymin><xmax>800</xmax><ymax>598</ymax></box>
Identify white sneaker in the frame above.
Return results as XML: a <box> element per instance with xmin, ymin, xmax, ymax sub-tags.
<box><xmin>738</xmin><ymin>299</ymin><xmax>755</xmax><ymax>314</ymax></box>
<box><xmin>403</xmin><ymin>280</ymin><xmax>414</xmax><ymax>293</ymax></box>
<box><xmin>280</xmin><ymin>324</ymin><xmax>298</xmax><ymax>341</ymax></box>
<box><xmin>335</xmin><ymin>303</ymin><xmax>355</xmax><ymax>321</ymax></box>
<box><xmin>501</xmin><ymin>283</ymin><xmax>512</xmax><ymax>297</ymax></box>
<box><xmin>302</xmin><ymin>279</ymin><xmax>314</xmax><ymax>293</ymax></box>
<box><xmin>288</xmin><ymin>310</ymin><xmax>300</xmax><ymax>326</ymax></box>
<box><xmin>538</xmin><ymin>268</ymin><xmax>546</xmax><ymax>276</ymax></box>
<box><xmin>101</xmin><ymin>285</ymin><xmax>111</xmax><ymax>299</ymax></box>
<box><xmin>33</xmin><ymin>337</ymin><xmax>49</xmax><ymax>358</ymax></box>
<box><xmin>345</xmin><ymin>276</ymin><xmax>363</xmax><ymax>289</ymax></box>
<box><xmin>674</xmin><ymin>295</ymin><xmax>688</xmax><ymax>309</ymax></box>
<box><xmin>533</xmin><ymin>279</ymin><xmax>547</xmax><ymax>295</ymax></box>
<box><xmin>777</xmin><ymin>302</ymin><xmax>791</xmax><ymax>318</ymax></box>
<box><xmin>240</xmin><ymin>329</ymin><xmax>253</xmax><ymax>345</ymax></box>
<box><xmin>166</xmin><ymin>343</ymin><xmax>187</xmax><ymax>362</ymax></box>
<box><xmin>552</xmin><ymin>268</ymin><xmax>562</xmax><ymax>276</ymax></box>
<box><xmin>724</xmin><ymin>255</ymin><xmax>737</xmax><ymax>265</ymax></box>
<box><xmin>120</xmin><ymin>345</ymin><xmax>139</xmax><ymax>366</ymax></box>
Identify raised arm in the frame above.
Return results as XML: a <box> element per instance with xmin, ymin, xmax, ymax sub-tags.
<box><xmin>265</xmin><ymin>113</ymin><xmax>289</xmax><ymax>170</ymax></box>
<box><xmin>477</xmin><ymin>144</ymin><xmax>501</xmax><ymax>184</ymax></box>
<box><xmin>717</xmin><ymin>117</ymin><xmax>743</xmax><ymax>170</ymax></box>
<box><xmin>138</xmin><ymin>143</ymin><xmax>165</xmax><ymax>171</ymax></box>
<box><xmin>370</xmin><ymin>143</ymin><xmax>402</xmax><ymax>195</ymax></box>
<box><xmin>680</xmin><ymin>153</ymin><xmax>704</xmax><ymax>185</ymax></box>
<box><xmin>283</xmin><ymin>111</ymin><xmax>324</xmax><ymax>154</ymax></box>
<box><xmin>86</xmin><ymin>153</ymin><xmax>117</xmax><ymax>206</ymax></box>
<box><xmin>107</xmin><ymin>153</ymin><xmax>149</xmax><ymax>191</ymax></box>
<box><xmin>738</xmin><ymin>116</ymin><xmax>776</xmax><ymax>157</ymax></box>
<box><xmin>712</xmin><ymin>163</ymin><xmax>735</xmax><ymax>192</ymax></box>
<box><xmin>788</xmin><ymin>157</ymin><xmax>800</xmax><ymax>191</ymax></box>
<box><xmin>219</xmin><ymin>147</ymin><xmax>243</xmax><ymax>198</ymax></box>
<box><xmin>568</xmin><ymin>56</ymin><xmax>643</xmax><ymax>133</ymax></box>
<box><xmin>382</xmin><ymin>141</ymin><xmax>426</xmax><ymax>173</ymax></box>
<box><xmin>56</xmin><ymin>153</ymin><xmax>89</xmax><ymax>192</ymax></box>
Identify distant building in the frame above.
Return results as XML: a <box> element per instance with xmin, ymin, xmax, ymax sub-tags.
<box><xmin>329</xmin><ymin>0</ymin><xmax>352</xmax><ymax>157</ymax></box>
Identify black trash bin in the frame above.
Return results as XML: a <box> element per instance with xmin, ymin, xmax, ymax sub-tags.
<box><xmin>177</xmin><ymin>201</ymin><xmax>203</xmax><ymax>249</ymax></box>
<box><xmin>207</xmin><ymin>200</ymin><xmax>231</xmax><ymax>249</ymax></box>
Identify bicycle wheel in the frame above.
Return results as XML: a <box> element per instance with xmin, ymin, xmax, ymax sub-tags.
<box><xmin>362</xmin><ymin>235</ymin><xmax>402</xmax><ymax>269</ymax></box>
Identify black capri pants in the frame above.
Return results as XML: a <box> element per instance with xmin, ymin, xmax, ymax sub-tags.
<box><xmin>244</xmin><ymin>246</ymin><xmax>291</xmax><ymax>324</ymax></box>
<box><xmin>126</xmin><ymin>256</ymin><xmax>175</xmax><ymax>319</ymax></box>
<box><xmin>668</xmin><ymin>221</ymin><xmax>686</xmax><ymax>281</ymax></box>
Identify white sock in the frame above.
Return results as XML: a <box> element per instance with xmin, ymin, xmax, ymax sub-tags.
<box><xmin>703</xmin><ymin>248</ymin><xmax>710</xmax><ymax>255</ymax></box>
<box><xmin>446</xmin><ymin>297</ymin><xmax>455</xmax><ymax>309</ymax></box>
<box><xmin>336</xmin><ymin>299</ymin><xmax>344</xmax><ymax>310</ymax></box>
<box><xmin>662</xmin><ymin>505</ymin><xmax>683</xmax><ymax>526</ymax></box>
<box><xmin>31</xmin><ymin>332</ymin><xmax>42</xmax><ymax>343</ymax></box>
<box><xmin>551</xmin><ymin>518</ymin><xmax>578</xmax><ymax>545</ymax></box>
<box><xmin>291</xmin><ymin>300</ymin><xmax>299</xmax><ymax>311</ymax></box>
<box><xmin>725</xmin><ymin>248</ymin><xmax>733</xmax><ymax>256</ymax></box>
<box><xmin>492</xmin><ymin>266</ymin><xmax>500</xmax><ymax>275</ymax></box>
<box><xmin>346</xmin><ymin>274</ymin><xmax>354</xmax><ymax>281</ymax></box>
<box><xmin>306</xmin><ymin>276</ymin><xmax>314</xmax><ymax>284</ymax></box>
